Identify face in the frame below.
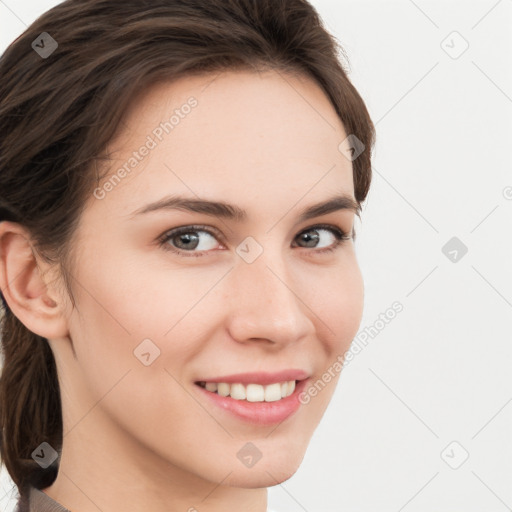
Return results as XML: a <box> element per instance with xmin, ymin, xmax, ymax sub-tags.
<box><xmin>53</xmin><ymin>69</ymin><xmax>364</xmax><ymax>489</ymax></box>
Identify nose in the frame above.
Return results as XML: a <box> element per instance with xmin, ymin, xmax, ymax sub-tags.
<box><xmin>224</xmin><ymin>247</ymin><xmax>315</xmax><ymax>347</ymax></box>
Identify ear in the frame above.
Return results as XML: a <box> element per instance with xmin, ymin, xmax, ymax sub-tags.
<box><xmin>0</xmin><ymin>221</ymin><xmax>69</xmax><ymax>339</ymax></box>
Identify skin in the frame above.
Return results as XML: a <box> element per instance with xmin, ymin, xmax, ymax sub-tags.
<box><xmin>0</xmin><ymin>69</ymin><xmax>364</xmax><ymax>512</ymax></box>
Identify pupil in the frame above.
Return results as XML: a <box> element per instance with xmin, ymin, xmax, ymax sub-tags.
<box><xmin>178</xmin><ymin>233</ymin><xmax>198</xmax><ymax>249</ymax></box>
<box><xmin>302</xmin><ymin>231</ymin><xmax>318</xmax><ymax>247</ymax></box>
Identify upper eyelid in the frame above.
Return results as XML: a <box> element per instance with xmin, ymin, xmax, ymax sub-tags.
<box><xmin>158</xmin><ymin>223</ymin><xmax>350</xmax><ymax>246</ymax></box>
<box><xmin>160</xmin><ymin>223</ymin><xmax>346</xmax><ymax>237</ymax></box>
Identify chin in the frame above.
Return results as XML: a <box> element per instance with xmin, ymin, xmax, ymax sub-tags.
<box><xmin>224</xmin><ymin>448</ymin><xmax>305</xmax><ymax>488</ymax></box>
<box><xmin>225</xmin><ymin>466</ymin><xmax>301</xmax><ymax>489</ymax></box>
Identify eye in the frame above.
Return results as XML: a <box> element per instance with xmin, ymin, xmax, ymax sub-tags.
<box><xmin>293</xmin><ymin>224</ymin><xmax>351</xmax><ymax>254</ymax></box>
<box><xmin>157</xmin><ymin>223</ymin><xmax>351</xmax><ymax>258</ymax></box>
<box><xmin>158</xmin><ymin>225</ymin><xmax>221</xmax><ymax>257</ymax></box>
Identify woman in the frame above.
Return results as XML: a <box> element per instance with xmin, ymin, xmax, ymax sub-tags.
<box><xmin>0</xmin><ymin>0</ymin><xmax>375</xmax><ymax>511</ymax></box>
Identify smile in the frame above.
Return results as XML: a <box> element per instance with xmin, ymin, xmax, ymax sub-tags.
<box><xmin>194</xmin><ymin>376</ymin><xmax>309</xmax><ymax>426</ymax></box>
<box><xmin>196</xmin><ymin>380</ymin><xmax>296</xmax><ymax>402</ymax></box>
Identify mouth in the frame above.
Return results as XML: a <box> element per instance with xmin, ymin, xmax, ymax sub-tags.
<box><xmin>193</xmin><ymin>375</ymin><xmax>309</xmax><ymax>425</ymax></box>
<box><xmin>195</xmin><ymin>379</ymin><xmax>298</xmax><ymax>402</ymax></box>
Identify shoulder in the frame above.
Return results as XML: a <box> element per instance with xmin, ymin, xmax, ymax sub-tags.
<box><xmin>18</xmin><ymin>488</ymin><xmax>282</xmax><ymax>512</ymax></box>
<box><xmin>14</xmin><ymin>486</ymin><xmax>71</xmax><ymax>512</ymax></box>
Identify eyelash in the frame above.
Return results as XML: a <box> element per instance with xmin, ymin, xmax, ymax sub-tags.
<box><xmin>157</xmin><ymin>223</ymin><xmax>351</xmax><ymax>258</ymax></box>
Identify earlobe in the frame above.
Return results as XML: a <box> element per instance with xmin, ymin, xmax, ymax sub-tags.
<box><xmin>0</xmin><ymin>221</ymin><xmax>69</xmax><ymax>339</ymax></box>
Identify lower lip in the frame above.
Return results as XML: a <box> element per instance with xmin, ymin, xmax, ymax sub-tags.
<box><xmin>194</xmin><ymin>379</ymin><xmax>309</xmax><ymax>426</ymax></box>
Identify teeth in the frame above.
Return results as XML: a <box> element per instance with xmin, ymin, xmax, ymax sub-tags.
<box><xmin>205</xmin><ymin>382</ymin><xmax>218</xmax><ymax>392</ymax></box>
<box><xmin>264</xmin><ymin>383</ymin><xmax>282</xmax><ymax>402</ymax></box>
<box><xmin>217</xmin><ymin>382</ymin><xmax>230</xmax><ymax>397</ymax></box>
<box><xmin>230</xmin><ymin>383</ymin><xmax>246</xmax><ymax>400</ymax></box>
<box><xmin>246</xmin><ymin>383</ymin><xmax>265</xmax><ymax>402</ymax></box>
<box><xmin>199</xmin><ymin>380</ymin><xmax>297</xmax><ymax>402</ymax></box>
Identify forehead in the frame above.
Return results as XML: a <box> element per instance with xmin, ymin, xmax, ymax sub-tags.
<box><xmin>93</xmin><ymin>69</ymin><xmax>354</xmax><ymax>216</ymax></box>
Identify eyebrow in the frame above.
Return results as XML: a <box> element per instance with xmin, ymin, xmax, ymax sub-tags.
<box><xmin>129</xmin><ymin>193</ymin><xmax>360</xmax><ymax>223</ymax></box>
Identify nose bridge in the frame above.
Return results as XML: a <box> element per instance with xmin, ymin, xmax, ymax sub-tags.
<box><xmin>225</xmin><ymin>242</ymin><xmax>313</xmax><ymax>344</ymax></box>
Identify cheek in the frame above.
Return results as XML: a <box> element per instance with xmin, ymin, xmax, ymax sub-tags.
<box><xmin>336</xmin><ymin>264</ymin><xmax>364</xmax><ymax>341</ymax></box>
<box><xmin>67</xmin><ymin>252</ymin><xmax>219</xmax><ymax>385</ymax></box>
<box><xmin>65</xmin><ymin>256</ymin><xmax>169</xmax><ymax>387</ymax></box>
<box><xmin>306</xmin><ymin>256</ymin><xmax>365</xmax><ymax>350</ymax></box>
<box><xmin>71</xmin><ymin>250</ymin><xmax>194</xmax><ymax>335</ymax></box>
<box><xmin>305</xmin><ymin>260</ymin><xmax>363</xmax><ymax>409</ymax></box>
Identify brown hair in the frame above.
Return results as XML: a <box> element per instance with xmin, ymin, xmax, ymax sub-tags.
<box><xmin>0</xmin><ymin>0</ymin><xmax>375</xmax><ymax>499</ymax></box>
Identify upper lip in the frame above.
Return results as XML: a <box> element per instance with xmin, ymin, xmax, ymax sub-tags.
<box><xmin>195</xmin><ymin>369</ymin><xmax>310</xmax><ymax>386</ymax></box>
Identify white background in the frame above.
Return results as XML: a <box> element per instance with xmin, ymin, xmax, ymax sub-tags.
<box><xmin>1</xmin><ymin>1</ymin><xmax>511</xmax><ymax>511</ymax></box>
